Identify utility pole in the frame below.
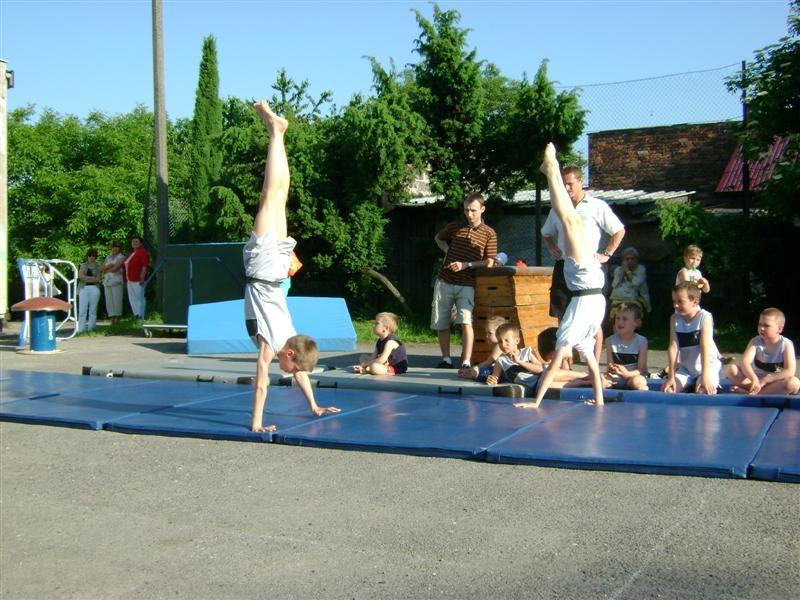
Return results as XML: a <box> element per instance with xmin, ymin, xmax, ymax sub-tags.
<box><xmin>0</xmin><ymin>60</ymin><xmax>12</xmax><ymax>331</ymax></box>
<box><xmin>152</xmin><ymin>0</ymin><xmax>169</xmax><ymax>306</ymax></box>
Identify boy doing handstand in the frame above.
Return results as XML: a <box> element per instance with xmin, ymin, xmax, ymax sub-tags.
<box><xmin>516</xmin><ymin>143</ymin><xmax>606</xmax><ymax>408</ymax></box>
<box><xmin>245</xmin><ymin>101</ymin><xmax>340</xmax><ymax>432</ymax></box>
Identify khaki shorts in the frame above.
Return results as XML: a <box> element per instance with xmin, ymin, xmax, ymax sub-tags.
<box><xmin>430</xmin><ymin>279</ymin><xmax>474</xmax><ymax>330</ymax></box>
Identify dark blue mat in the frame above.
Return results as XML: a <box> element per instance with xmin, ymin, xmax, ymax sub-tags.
<box><xmin>749</xmin><ymin>410</ymin><xmax>800</xmax><ymax>483</ymax></box>
<box><xmin>486</xmin><ymin>402</ymin><xmax>778</xmax><ymax>478</ymax></box>
<box><xmin>276</xmin><ymin>395</ymin><xmax>578</xmax><ymax>459</ymax></box>
<box><xmin>0</xmin><ymin>370</ymin><xmax>149</xmax><ymax>404</ymax></box>
<box><xmin>107</xmin><ymin>387</ymin><xmax>410</xmax><ymax>442</ymax></box>
<box><xmin>558</xmin><ymin>387</ymin><xmax>793</xmax><ymax>409</ymax></box>
<box><xmin>0</xmin><ymin>376</ymin><xmax>250</xmax><ymax>429</ymax></box>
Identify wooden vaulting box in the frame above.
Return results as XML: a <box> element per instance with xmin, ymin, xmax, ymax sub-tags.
<box><xmin>472</xmin><ymin>266</ymin><xmax>557</xmax><ymax>360</ymax></box>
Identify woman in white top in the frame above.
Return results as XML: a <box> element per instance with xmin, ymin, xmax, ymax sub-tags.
<box><xmin>100</xmin><ymin>241</ymin><xmax>126</xmax><ymax>324</ymax></box>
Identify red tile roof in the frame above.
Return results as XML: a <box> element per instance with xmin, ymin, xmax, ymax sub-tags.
<box><xmin>716</xmin><ymin>137</ymin><xmax>789</xmax><ymax>192</ymax></box>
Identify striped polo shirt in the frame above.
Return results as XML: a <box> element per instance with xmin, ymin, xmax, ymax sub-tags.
<box><xmin>437</xmin><ymin>221</ymin><xmax>498</xmax><ymax>287</ymax></box>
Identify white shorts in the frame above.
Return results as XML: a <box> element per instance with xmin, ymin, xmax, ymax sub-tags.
<box><xmin>243</xmin><ymin>231</ymin><xmax>297</xmax><ymax>352</ymax></box>
<box><xmin>675</xmin><ymin>365</ymin><xmax>722</xmax><ymax>392</ymax></box>
<box><xmin>430</xmin><ymin>279</ymin><xmax>474</xmax><ymax>330</ymax></box>
<box><xmin>556</xmin><ymin>257</ymin><xmax>605</xmax><ymax>360</ymax></box>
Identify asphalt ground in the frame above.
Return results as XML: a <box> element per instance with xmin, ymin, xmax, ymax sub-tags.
<box><xmin>1</xmin><ymin>323</ymin><xmax>798</xmax><ymax>599</ymax></box>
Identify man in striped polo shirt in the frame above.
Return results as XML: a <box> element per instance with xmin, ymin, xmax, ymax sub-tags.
<box><xmin>432</xmin><ymin>193</ymin><xmax>498</xmax><ymax>370</ymax></box>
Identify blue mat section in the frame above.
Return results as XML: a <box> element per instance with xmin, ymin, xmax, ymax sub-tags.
<box><xmin>749</xmin><ymin>410</ymin><xmax>800</xmax><ymax>482</ymax></box>
<box><xmin>108</xmin><ymin>387</ymin><xmax>408</xmax><ymax>442</ymax></box>
<box><xmin>186</xmin><ymin>297</ymin><xmax>357</xmax><ymax>355</ymax></box>
<box><xmin>276</xmin><ymin>395</ymin><xmax>579</xmax><ymax>459</ymax></box>
<box><xmin>2</xmin><ymin>371</ymin><xmax>797</xmax><ymax>481</ymax></box>
<box><xmin>0</xmin><ymin>370</ymin><xmax>147</xmax><ymax>404</ymax></box>
<box><xmin>0</xmin><ymin>375</ymin><xmax>251</xmax><ymax>430</ymax></box>
<box><xmin>486</xmin><ymin>402</ymin><xmax>778</xmax><ymax>478</ymax></box>
<box><xmin>558</xmin><ymin>387</ymin><xmax>794</xmax><ymax>409</ymax></box>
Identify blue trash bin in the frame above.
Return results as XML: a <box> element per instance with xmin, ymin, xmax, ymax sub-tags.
<box><xmin>30</xmin><ymin>311</ymin><xmax>57</xmax><ymax>352</ymax></box>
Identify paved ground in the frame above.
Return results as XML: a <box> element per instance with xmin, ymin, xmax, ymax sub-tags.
<box><xmin>1</xmin><ymin>323</ymin><xmax>797</xmax><ymax>599</ymax></box>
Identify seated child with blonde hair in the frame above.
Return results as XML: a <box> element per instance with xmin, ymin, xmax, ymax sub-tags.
<box><xmin>486</xmin><ymin>322</ymin><xmax>544</xmax><ymax>393</ymax></box>
<box><xmin>725</xmin><ymin>307</ymin><xmax>799</xmax><ymax>395</ymax></box>
<box><xmin>676</xmin><ymin>244</ymin><xmax>710</xmax><ymax>293</ymax></box>
<box><xmin>353</xmin><ymin>312</ymin><xmax>408</xmax><ymax>376</ymax></box>
<box><xmin>460</xmin><ymin>315</ymin><xmax>507</xmax><ymax>381</ymax></box>
<box><xmin>662</xmin><ymin>282</ymin><xmax>722</xmax><ymax>394</ymax></box>
<box><xmin>605</xmin><ymin>302</ymin><xmax>649</xmax><ymax>390</ymax></box>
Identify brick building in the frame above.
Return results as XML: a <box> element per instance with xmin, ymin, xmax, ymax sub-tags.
<box><xmin>588</xmin><ymin>122</ymin><xmax>739</xmax><ymax>201</ymax></box>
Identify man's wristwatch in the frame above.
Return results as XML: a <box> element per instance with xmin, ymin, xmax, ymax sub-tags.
<box><xmin>602</xmin><ymin>250</ymin><xmax>613</xmax><ymax>257</ymax></box>
<box><xmin>466</xmin><ymin>262</ymin><xmax>473</xmax><ymax>269</ymax></box>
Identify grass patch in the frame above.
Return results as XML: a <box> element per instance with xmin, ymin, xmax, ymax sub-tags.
<box><xmin>353</xmin><ymin>315</ymin><xmax>461</xmax><ymax>345</ymax></box>
<box><xmin>74</xmin><ymin>313</ymin><xmax>182</xmax><ymax>338</ymax></box>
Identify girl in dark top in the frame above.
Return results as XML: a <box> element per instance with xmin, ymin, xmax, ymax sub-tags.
<box><xmin>353</xmin><ymin>312</ymin><xmax>408</xmax><ymax>375</ymax></box>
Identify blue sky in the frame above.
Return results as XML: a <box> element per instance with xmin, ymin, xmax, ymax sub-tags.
<box><xmin>1</xmin><ymin>0</ymin><xmax>792</xmax><ymax>129</ymax></box>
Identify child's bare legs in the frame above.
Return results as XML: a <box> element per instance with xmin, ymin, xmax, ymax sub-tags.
<box><xmin>251</xmin><ymin>338</ymin><xmax>276</xmax><ymax>432</ymax></box>
<box><xmin>252</xmin><ymin>100</ymin><xmax>289</xmax><ymax>240</ymax></box>
<box><xmin>367</xmin><ymin>362</ymin><xmax>390</xmax><ymax>376</ymax></box>
<box><xmin>515</xmin><ymin>345</ymin><xmax>570</xmax><ymax>408</ymax></box>
<box><xmin>724</xmin><ymin>364</ymin><xmax>749</xmax><ymax>392</ymax></box>
<box><xmin>628</xmin><ymin>374</ymin><xmax>649</xmax><ymax>391</ymax></box>
<box><xmin>540</xmin><ymin>143</ymin><xmax>590</xmax><ymax>266</ymax></box>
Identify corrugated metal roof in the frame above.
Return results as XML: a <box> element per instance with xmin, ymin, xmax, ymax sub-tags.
<box><xmin>716</xmin><ymin>137</ymin><xmax>789</xmax><ymax>193</ymax></box>
<box><xmin>401</xmin><ymin>188</ymin><xmax>694</xmax><ymax>207</ymax></box>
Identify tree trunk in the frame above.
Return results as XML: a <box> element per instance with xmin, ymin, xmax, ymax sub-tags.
<box><xmin>362</xmin><ymin>268</ymin><xmax>414</xmax><ymax>317</ymax></box>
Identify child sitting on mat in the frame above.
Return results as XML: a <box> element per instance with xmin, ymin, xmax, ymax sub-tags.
<box><xmin>724</xmin><ymin>307</ymin><xmax>799</xmax><ymax>395</ymax></box>
<box><xmin>486</xmin><ymin>322</ymin><xmax>544</xmax><ymax>394</ymax></box>
<box><xmin>515</xmin><ymin>143</ymin><xmax>606</xmax><ymax>408</ymax></box>
<box><xmin>461</xmin><ymin>315</ymin><xmax>507</xmax><ymax>382</ymax></box>
<box><xmin>661</xmin><ymin>282</ymin><xmax>722</xmax><ymax>394</ymax></box>
<box><xmin>604</xmin><ymin>302</ymin><xmax>649</xmax><ymax>390</ymax></box>
<box><xmin>353</xmin><ymin>312</ymin><xmax>408</xmax><ymax>376</ymax></box>
<box><xmin>245</xmin><ymin>100</ymin><xmax>340</xmax><ymax>432</ymax></box>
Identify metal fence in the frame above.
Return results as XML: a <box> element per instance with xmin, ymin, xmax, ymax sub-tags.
<box><xmin>561</xmin><ymin>63</ymin><xmax>744</xmax><ymax>182</ymax></box>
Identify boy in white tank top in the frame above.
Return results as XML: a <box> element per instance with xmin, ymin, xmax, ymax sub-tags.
<box><xmin>725</xmin><ymin>307</ymin><xmax>799</xmax><ymax>395</ymax></box>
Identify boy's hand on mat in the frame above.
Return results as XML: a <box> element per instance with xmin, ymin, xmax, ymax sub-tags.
<box><xmin>748</xmin><ymin>380</ymin><xmax>763</xmax><ymax>395</ymax></box>
<box><xmin>584</xmin><ymin>398</ymin><xmax>604</xmax><ymax>406</ymax></box>
<box><xmin>513</xmin><ymin>401</ymin><xmax>541</xmax><ymax>409</ymax></box>
<box><xmin>662</xmin><ymin>378</ymin><xmax>676</xmax><ymax>393</ymax></box>
<box><xmin>313</xmin><ymin>406</ymin><xmax>341</xmax><ymax>416</ymax></box>
<box><xmin>697</xmin><ymin>377</ymin><xmax>717</xmax><ymax>395</ymax></box>
<box><xmin>252</xmin><ymin>424</ymin><xmax>277</xmax><ymax>433</ymax></box>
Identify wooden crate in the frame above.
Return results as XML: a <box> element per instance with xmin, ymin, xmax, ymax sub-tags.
<box><xmin>472</xmin><ymin>266</ymin><xmax>557</xmax><ymax>361</ymax></box>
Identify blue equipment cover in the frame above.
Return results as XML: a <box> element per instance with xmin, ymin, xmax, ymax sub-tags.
<box><xmin>276</xmin><ymin>395</ymin><xmax>578</xmax><ymax>459</ymax></box>
<box><xmin>0</xmin><ymin>375</ymin><xmax>248</xmax><ymax>429</ymax></box>
<box><xmin>749</xmin><ymin>409</ymin><xmax>800</xmax><ymax>483</ymax></box>
<box><xmin>186</xmin><ymin>297</ymin><xmax>357</xmax><ymax>355</ymax></box>
<box><xmin>558</xmin><ymin>387</ymin><xmax>793</xmax><ymax>409</ymax></box>
<box><xmin>486</xmin><ymin>402</ymin><xmax>778</xmax><ymax>478</ymax></box>
<box><xmin>107</xmin><ymin>387</ymin><xmax>407</xmax><ymax>442</ymax></box>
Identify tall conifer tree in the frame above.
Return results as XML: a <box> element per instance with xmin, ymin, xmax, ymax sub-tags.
<box><xmin>188</xmin><ymin>35</ymin><xmax>223</xmax><ymax>240</ymax></box>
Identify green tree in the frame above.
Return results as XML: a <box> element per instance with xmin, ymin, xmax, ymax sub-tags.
<box><xmin>8</xmin><ymin>106</ymin><xmax>154</xmax><ymax>265</ymax></box>
<box><xmin>727</xmin><ymin>0</ymin><xmax>799</xmax><ymax>217</ymax></box>
<box><xmin>411</xmin><ymin>3</ymin><xmax>486</xmax><ymax>205</ymax></box>
<box><xmin>187</xmin><ymin>35</ymin><xmax>224</xmax><ymax>241</ymax></box>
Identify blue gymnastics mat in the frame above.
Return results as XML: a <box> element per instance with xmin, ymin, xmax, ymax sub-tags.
<box><xmin>186</xmin><ymin>297</ymin><xmax>357</xmax><ymax>355</ymax></box>
<box><xmin>558</xmin><ymin>387</ymin><xmax>794</xmax><ymax>409</ymax></box>
<box><xmin>486</xmin><ymin>402</ymin><xmax>779</xmax><ymax>478</ymax></box>
<box><xmin>0</xmin><ymin>370</ymin><xmax>148</xmax><ymax>404</ymax></box>
<box><xmin>276</xmin><ymin>395</ymin><xmax>579</xmax><ymax>459</ymax></box>
<box><xmin>0</xmin><ymin>374</ymin><xmax>253</xmax><ymax>430</ymax></box>
<box><xmin>108</xmin><ymin>387</ymin><xmax>409</xmax><ymax>442</ymax></box>
<box><xmin>749</xmin><ymin>409</ymin><xmax>800</xmax><ymax>483</ymax></box>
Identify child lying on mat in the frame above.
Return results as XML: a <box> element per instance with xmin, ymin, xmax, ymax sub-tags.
<box><xmin>353</xmin><ymin>312</ymin><xmax>408</xmax><ymax>376</ymax></box>
<box><xmin>725</xmin><ymin>307</ymin><xmax>799</xmax><ymax>395</ymax></box>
